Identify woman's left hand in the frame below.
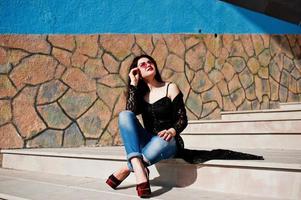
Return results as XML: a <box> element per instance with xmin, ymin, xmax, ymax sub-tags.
<box><xmin>157</xmin><ymin>128</ymin><xmax>176</xmax><ymax>141</ymax></box>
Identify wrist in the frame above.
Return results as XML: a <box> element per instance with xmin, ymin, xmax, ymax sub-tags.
<box><xmin>130</xmin><ymin>81</ymin><xmax>138</xmax><ymax>87</ymax></box>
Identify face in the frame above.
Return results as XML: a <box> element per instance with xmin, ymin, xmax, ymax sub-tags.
<box><xmin>137</xmin><ymin>57</ymin><xmax>156</xmax><ymax>79</ymax></box>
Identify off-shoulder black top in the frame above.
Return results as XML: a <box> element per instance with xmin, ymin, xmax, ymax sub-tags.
<box><xmin>125</xmin><ymin>82</ymin><xmax>188</xmax><ymax>150</ymax></box>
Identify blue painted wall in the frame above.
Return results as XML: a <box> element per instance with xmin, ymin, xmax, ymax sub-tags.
<box><xmin>0</xmin><ymin>0</ymin><xmax>301</xmax><ymax>34</ymax></box>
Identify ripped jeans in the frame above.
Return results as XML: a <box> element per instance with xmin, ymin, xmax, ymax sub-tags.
<box><xmin>118</xmin><ymin>110</ymin><xmax>177</xmax><ymax>171</ymax></box>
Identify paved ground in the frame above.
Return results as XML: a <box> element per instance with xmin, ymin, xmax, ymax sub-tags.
<box><xmin>0</xmin><ymin>168</ymin><xmax>282</xmax><ymax>200</ymax></box>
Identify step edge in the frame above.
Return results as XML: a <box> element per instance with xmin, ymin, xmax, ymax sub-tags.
<box><xmin>188</xmin><ymin>118</ymin><xmax>301</xmax><ymax>124</ymax></box>
<box><xmin>221</xmin><ymin>109</ymin><xmax>301</xmax><ymax>115</ymax></box>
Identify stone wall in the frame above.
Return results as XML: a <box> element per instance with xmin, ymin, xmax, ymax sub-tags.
<box><xmin>0</xmin><ymin>34</ymin><xmax>300</xmax><ymax>149</ymax></box>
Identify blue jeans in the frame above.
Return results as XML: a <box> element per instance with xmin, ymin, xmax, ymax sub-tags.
<box><xmin>118</xmin><ymin>110</ymin><xmax>177</xmax><ymax>171</ymax></box>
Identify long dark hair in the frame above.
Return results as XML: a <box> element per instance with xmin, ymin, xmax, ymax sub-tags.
<box><xmin>127</xmin><ymin>55</ymin><xmax>164</xmax><ymax>98</ymax></box>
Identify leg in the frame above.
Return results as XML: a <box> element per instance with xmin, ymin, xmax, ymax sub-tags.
<box><xmin>142</xmin><ymin>135</ymin><xmax>177</xmax><ymax>166</ymax></box>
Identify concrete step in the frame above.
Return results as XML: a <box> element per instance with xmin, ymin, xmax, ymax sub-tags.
<box><xmin>1</xmin><ymin>147</ymin><xmax>301</xmax><ymax>199</ymax></box>
<box><xmin>182</xmin><ymin>119</ymin><xmax>301</xmax><ymax>150</ymax></box>
<box><xmin>221</xmin><ymin>109</ymin><xmax>301</xmax><ymax>121</ymax></box>
<box><xmin>0</xmin><ymin>168</ymin><xmax>283</xmax><ymax>200</ymax></box>
<box><xmin>280</xmin><ymin>102</ymin><xmax>301</xmax><ymax>110</ymax></box>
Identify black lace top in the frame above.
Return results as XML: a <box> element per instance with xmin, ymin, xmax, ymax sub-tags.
<box><xmin>125</xmin><ymin>83</ymin><xmax>188</xmax><ymax>149</ymax></box>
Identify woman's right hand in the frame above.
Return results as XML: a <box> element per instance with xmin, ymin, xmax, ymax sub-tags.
<box><xmin>129</xmin><ymin>67</ymin><xmax>140</xmax><ymax>86</ymax></box>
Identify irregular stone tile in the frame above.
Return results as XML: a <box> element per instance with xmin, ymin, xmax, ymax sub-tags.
<box><xmin>151</xmin><ymin>38</ymin><xmax>168</xmax><ymax>72</ymax></box>
<box><xmin>96</xmin><ymin>83</ymin><xmax>123</xmax><ymax>110</ymax></box>
<box><xmin>48</xmin><ymin>35</ymin><xmax>75</xmax><ymax>51</ymax></box>
<box><xmin>258</xmin><ymin>67</ymin><xmax>269</xmax><ymax>79</ymax></box>
<box><xmin>163</xmin><ymin>35</ymin><xmax>185</xmax><ymax>58</ymax></box>
<box><xmin>99</xmin><ymin>35</ymin><xmax>134</xmax><ymax>60</ymax></box>
<box><xmin>107</xmin><ymin>117</ymin><xmax>118</xmax><ymax>139</ymax></box>
<box><xmin>215</xmin><ymin>48</ymin><xmax>228</xmax><ymax>70</ymax></box>
<box><xmin>245</xmin><ymin>83</ymin><xmax>257</xmax><ymax>101</ymax></box>
<box><xmin>99</xmin><ymin>130</ymin><xmax>114</xmax><ymax>146</ymax></box>
<box><xmin>7</xmin><ymin>50</ymin><xmax>29</xmax><ymax>66</ymax></box>
<box><xmin>280</xmin><ymin>70</ymin><xmax>290</xmax><ymax>88</ymax></box>
<box><xmin>38</xmin><ymin>102</ymin><xmax>72</xmax><ymax>129</ymax></box>
<box><xmin>183</xmin><ymin>64</ymin><xmax>194</xmax><ymax>84</ymax></box>
<box><xmin>288</xmin><ymin>91</ymin><xmax>300</xmax><ymax>102</ymax></box>
<box><xmin>184</xmin><ymin>35</ymin><xmax>200</xmax><ymax>49</ymax></box>
<box><xmin>260</xmin><ymin>95</ymin><xmax>270</xmax><ymax>109</ymax></box>
<box><xmin>201</xmin><ymin>101</ymin><xmax>218</xmax><ymax>118</ymax></box>
<box><xmin>251</xmin><ymin>99</ymin><xmax>260</xmax><ymax>110</ymax></box>
<box><xmin>63</xmin><ymin>123</ymin><xmax>85</xmax><ymax>147</ymax></box>
<box><xmin>292</xmin><ymin>45</ymin><xmax>301</xmax><ymax>59</ymax></box>
<box><xmin>54</xmin><ymin>64</ymin><xmax>66</xmax><ymax>79</ymax></box>
<box><xmin>294</xmin><ymin>59</ymin><xmax>301</xmax><ymax>72</ymax></box>
<box><xmin>86</xmin><ymin>139</ymin><xmax>98</xmax><ymax>147</ymax></box>
<box><xmin>255</xmin><ymin>76</ymin><xmax>270</xmax><ymax>102</ymax></box>
<box><xmin>230</xmin><ymin>40</ymin><xmax>248</xmax><ymax>60</ymax></box>
<box><xmin>186</xmin><ymin>90</ymin><xmax>202</xmax><ymax>118</ymax></box>
<box><xmin>52</xmin><ymin>47</ymin><xmax>72</xmax><ymax>67</ymax></box>
<box><xmin>241</xmin><ymin>35</ymin><xmax>254</xmax><ymax>57</ymax></box>
<box><xmin>279</xmin><ymin>85</ymin><xmax>288</xmax><ymax>102</ymax></box>
<box><xmin>270</xmin><ymin>35</ymin><xmax>282</xmax><ymax>57</ymax></box>
<box><xmin>71</xmin><ymin>51</ymin><xmax>88</xmax><ymax>69</ymax></box>
<box><xmin>289</xmin><ymin>77</ymin><xmax>298</xmax><ymax>94</ymax></box>
<box><xmin>283</xmin><ymin>55</ymin><xmax>295</xmax><ymax>72</ymax></box>
<box><xmin>58</xmin><ymin>89</ymin><xmax>97</xmax><ymax>119</ymax></box>
<box><xmin>113</xmin><ymin>91</ymin><xmax>127</xmax><ymax>118</ymax></box>
<box><xmin>258</xmin><ymin>49</ymin><xmax>271</xmax><ymax>67</ymax></box>
<box><xmin>298</xmin><ymin>79</ymin><xmax>301</xmax><ymax>94</ymax></box>
<box><xmin>132</xmin><ymin>44</ymin><xmax>143</xmax><ymax>56</ymax></box>
<box><xmin>221</xmin><ymin>62</ymin><xmax>235</xmax><ymax>82</ymax></box>
<box><xmin>280</xmin><ymin>36</ymin><xmax>294</xmax><ymax>59</ymax></box>
<box><xmin>84</xmin><ymin>58</ymin><xmax>108</xmax><ymax>79</ymax></box>
<box><xmin>239</xmin><ymin>67</ymin><xmax>254</xmax><ymax>89</ymax></box>
<box><xmin>97</xmin><ymin>74</ymin><xmax>126</xmax><ymax>88</ymax></box>
<box><xmin>120</xmin><ymin>55</ymin><xmax>134</xmax><ymax>83</ymax></box>
<box><xmin>185</xmin><ymin>42</ymin><xmax>206</xmax><ymax>71</ymax></box>
<box><xmin>238</xmin><ymin>99</ymin><xmax>252</xmax><ymax>111</ymax></box>
<box><xmin>269</xmin><ymin>77</ymin><xmax>279</xmax><ymax>101</ymax></box>
<box><xmin>269</xmin><ymin>58</ymin><xmax>281</xmax><ymax>83</ymax></box>
<box><xmin>62</xmin><ymin>67</ymin><xmax>96</xmax><ymax>92</ymax></box>
<box><xmin>0</xmin><ymin>100</ymin><xmax>11</xmax><ymax>125</ymax></box>
<box><xmin>37</xmin><ymin>80</ymin><xmax>68</xmax><ymax>105</ymax></box>
<box><xmin>186</xmin><ymin>108</ymin><xmax>198</xmax><ymax>120</ymax></box>
<box><xmin>13</xmin><ymin>86</ymin><xmax>46</xmax><ymax>138</ymax></box>
<box><xmin>0</xmin><ymin>123</ymin><xmax>23</xmax><ymax>149</ymax></box>
<box><xmin>0</xmin><ymin>35</ymin><xmax>50</xmax><ymax>54</ymax></box>
<box><xmin>230</xmin><ymin>87</ymin><xmax>245</xmax><ymax>107</ymax></box>
<box><xmin>27</xmin><ymin>129</ymin><xmax>63</xmax><ymax>148</ymax></box>
<box><xmin>222</xmin><ymin>95</ymin><xmax>236</xmax><ymax>111</ymax></box>
<box><xmin>208</xmin><ymin>69</ymin><xmax>224</xmax><ymax>84</ymax></box>
<box><xmin>10</xmin><ymin>55</ymin><xmax>57</xmax><ymax>89</ymax></box>
<box><xmin>203</xmin><ymin>35</ymin><xmax>221</xmax><ymax>57</ymax></box>
<box><xmin>203</xmin><ymin>107</ymin><xmax>221</xmax><ymax>120</ymax></box>
<box><xmin>261</xmin><ymin>34</ymin><xmax>270</xmax><ymax>48</ymax></box>
<box><xmin>247</xmin><ymin>57</ymin><xmax>260</xmax><ymax>75</ymax></box>
<box><xmin>269</xmin><ymin>101</ymin><xmax>279</xmax><ymax>109</ymax></box>
<box><xmin>165</xmin><ymin>54</ymin><xmax>184</xmax><ymax>72</ymax></box>
<box><xmin>251</xmin><ymin>35</ymin><xmax>264</xmax><ymax>56</ymax></box>
<box><xmin>161</xmin><ymin>67</ymin><xmax>175</xmax><ymax>80</ymax></box>
<box><xmin>0</xmin><ymin>75</ymin><xmax>17</xmax><ymax>98</ymax></box>
<box><xmin>77</xmin><ymin>99</ymin><xmax>111</xmax><ymax>138</ymax></box>
<box><xmin>103</xmin><ymin>53</ymin><xmax>120</xmax><ymax>73</ymax></box>
<box><xmin>0</xmin><ymin>47</ymin><xmax>8</xmax><ymax>65</ymax></box>
<box><xmin>201</xmin><ymin>86</ymin><xmax>222</xmax><ymax>107</ymax></box>
<box><xmin>228</xmin><ymin>57</ymin><xmax>246</xmax><ymax>73</ymax></box>
<box><xmin>222</xmin><ymin>35</ymin><xmax>234</xmax><ymax>53</ymax></box>
<box><xmin>75</xmin><ymin>35</ymin><xmax>98</xmax><ymax>57</ymax></box>
<box><xmin>217</xmin><ymin>79</ymin><xmax>229</xmax><ymax>96</ymax></box>
<box><xmin>191</xmin><ymin>70</ymin><xmax>213</xmax><ymax>93</ymax></box>
<box><xmin>135</xmin><ymin>35</ymin><xmax>154</xmax><ymax>55</ymax></box>
<box><xmin>204</xmin><ymin>51</ymin><xmax>215</xmax><ymax>73</ymax></box>
<box><xmin>228</xmin><ymin>74</ymin><xmax>241</xmax><ymax>94</ymax></box>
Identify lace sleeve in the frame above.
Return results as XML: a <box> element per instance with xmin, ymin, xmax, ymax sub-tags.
<box><xmin>126</xmin><ymin>85</ymin><xmax>142</xmax><ymax>115</ymax></box>
<box><xmin>171</xmin><ymin>92</ymin><xmax>188</xmax><ymax>135</ymax></box>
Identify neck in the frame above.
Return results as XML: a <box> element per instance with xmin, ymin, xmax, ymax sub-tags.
<box><xmin>144</xmin><ymin>77</ymin><xmax>163</xmax><ymax>91</ymax></box>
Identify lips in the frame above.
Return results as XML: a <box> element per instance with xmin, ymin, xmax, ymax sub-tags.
<box><xmin>146</xmin><ymin>66</ymin><xmax>153</xmax><ymax>71</ymax></box>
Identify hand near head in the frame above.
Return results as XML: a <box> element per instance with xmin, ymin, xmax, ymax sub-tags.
<box><xmin>129</xmin><ymin>67</ymin><xmax>140</xmax><ymax>86</ymax></box>
<box><xmin>157</xmin><ymin>128</ymin><xmax>176</xmax><ymax>141</ymax></box>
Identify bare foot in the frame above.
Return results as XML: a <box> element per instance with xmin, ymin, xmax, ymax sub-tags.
<box><xmin>113</xmin><ymin>166</ymin><xmax>130</xmax><ymax>181</ymax></box>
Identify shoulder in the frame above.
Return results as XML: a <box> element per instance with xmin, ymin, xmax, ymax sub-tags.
<box><xmin>167</xmin><ymin>82</ymin><xmax>180</xmax><ymax>101</ymax></box>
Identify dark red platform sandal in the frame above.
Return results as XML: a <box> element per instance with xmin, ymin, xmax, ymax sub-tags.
<box><xmin>136</xmin><ymin>167</ymin><xmax>151</xmax><ymax>198</ymax></box>
<box><xmin>106</xmin><ymin>174</ymin><xmax>123</xmax><ymax>190</ymax></box>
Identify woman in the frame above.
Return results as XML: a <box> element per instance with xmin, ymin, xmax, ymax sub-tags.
<box><xmin>106</xmin><ymin>55</ymin><xmax>264</xmax><ymax>198</ymax></box>
<box><xmin>106</xmin><ymin>54</ymin><xmax>188</xmax><ymax>197</ymax></box>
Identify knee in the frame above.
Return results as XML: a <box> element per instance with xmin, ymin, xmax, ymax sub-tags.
<box><xmin>118</xmin><ymin>110</ymin><xmax>135</xmax><ymax>126</ymax></box>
